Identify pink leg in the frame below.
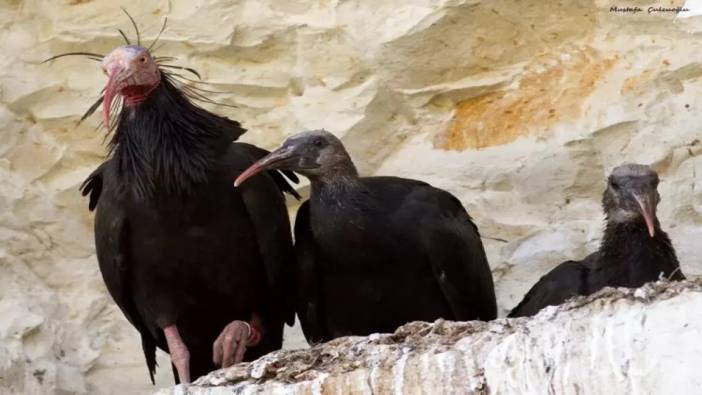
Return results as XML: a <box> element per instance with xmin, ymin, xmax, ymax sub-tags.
<box><xmin>163</xmin><ymin>325</ymin><xmax>191</xmax><ymax>383</ymax></box>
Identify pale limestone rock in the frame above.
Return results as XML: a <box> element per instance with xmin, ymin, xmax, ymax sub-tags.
<box><xmin>0</xmin><ymin>0</ymin><xmax>701</xmax><ymax>394</ymax></box>
<box><xmin>155</xmin><ymin>280</ymin><xmax>702</xmax><ymax>395</ymax></box>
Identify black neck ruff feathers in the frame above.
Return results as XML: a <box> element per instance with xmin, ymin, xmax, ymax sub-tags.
<box><xmin>108</xmin><ymin>73</ymin><xmax>245</xmax><ymax>200</ymax></box>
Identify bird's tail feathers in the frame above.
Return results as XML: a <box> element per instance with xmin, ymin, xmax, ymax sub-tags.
<box><xmin>141</xmin><ymin>335</ymin><xmax>158</xmax><ymax>384</ymax></box>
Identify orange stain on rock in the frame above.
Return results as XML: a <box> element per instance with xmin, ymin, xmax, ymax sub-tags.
<box><xmin>435</xmin><ymin>48</ymin><xmax>617</xmax><ymax>150</ymax></box>
<box><xmin>621</xmin><ymin>69</ymin><xmax>654</xmax><ymax>95</ymax></box>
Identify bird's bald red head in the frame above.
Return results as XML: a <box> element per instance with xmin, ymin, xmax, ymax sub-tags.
<box><xmin>101</xmin><ymin>45</ymin><xmax>161</xmax><ymax>126</ymax></box>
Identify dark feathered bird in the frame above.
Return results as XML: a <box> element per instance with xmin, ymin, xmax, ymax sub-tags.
<box><xmin>234</xmin><ymin>130</ymin><xmax>497</xmax><ymax>343</ymax></box>
<box><xmin>509</xmin><ymin>164</ymin><xmax>684</xmax><ymax>318</ymax></box>
<box><xmin>67</xmin><ymin>41</ymin><xmax>299</xmax><ymax>383</ymax></box>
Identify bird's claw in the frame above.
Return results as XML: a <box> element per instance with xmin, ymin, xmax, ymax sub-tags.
<box><xmin>212</xmin><ymin>320</ymin><xmax>256</xmax><ymax>368</ymax></box>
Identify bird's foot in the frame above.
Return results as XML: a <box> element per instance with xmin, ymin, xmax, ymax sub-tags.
<box><xmin>212</xmin><ymin>315</ymin><xmax>263</xmax><ymax>368</ymax></box>
<box><xmin>163</xmin><ymin>325</ymin><xmax>191</xmax><ymax>383</ymax></box>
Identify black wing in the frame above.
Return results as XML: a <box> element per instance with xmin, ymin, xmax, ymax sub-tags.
<box><xmin>293</xmin><ymin>202</ymin><xmax>328</xmax><ymax>343</ymax></box>
<box><xmin>89</xmin><ymin>165</ymin><xmax>158</xmax><ymax>383</ymax></box>
<box><xmin>508</xmin><ymin>259</ymin><xmax>590</xmax><ymax>318</ymax></box>
<box><xmin>80</xmin><ymin>162</ymin><xmax>108</xmax><ymax>212</ymax></box>
<box><xmin>361</xmin><ymin>178</ymin><xmax>497</xmax><ymax>322</ymax></box>
<box><xmin>416</xmin><ymin>190</ymin><xmax>497</xmax><ymax>321</ymax></box>
<box><xmin>229</xmin><ymin>143</ymin><xmax>297</xmax><ymax>326</ymax></box>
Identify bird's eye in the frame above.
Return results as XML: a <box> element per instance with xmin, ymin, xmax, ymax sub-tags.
<box><xmin>140</xmin><ymin>57</ymin><xmax>147</xmax><ymax>63</ymax></box>
<box><xmin>611</xmin><ymin>180</ymin><xmax>620</xmax><ymax>190</ymax></box>
<box><xmin>312</xmin><ymin>138</ymin><xmax>324</xmax><ymax>147</ymax></box>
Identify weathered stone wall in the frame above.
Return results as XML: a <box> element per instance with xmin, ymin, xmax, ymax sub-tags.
<box><xmin>0</xmin><ymin>1</ymin><xmax>700</xmax><ymax>394</ymax></box>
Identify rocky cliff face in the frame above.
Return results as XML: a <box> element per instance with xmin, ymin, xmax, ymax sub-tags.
<box><xmin>0</xmin><ymin>1</ymin><xmax>700</xmax><ymax>394</ymax></box>
<box><xmin>155</xmin><ymin>280</ymin><xmax>702</xmax><ymax>395</ymax></box>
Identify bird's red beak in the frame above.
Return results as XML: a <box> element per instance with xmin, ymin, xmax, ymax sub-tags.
<box><xmin>234</xmin><ymin>147</ymin><xmax>293</xmax><ymax>187</ymax></box>
<box><xmin>633</xmin><ymin>194</ymin><xmax>656</xmax><ymax>238</ymax></box>
<box><xmin>102</xmin><ymin>68</ymin><xmax>124</xmax><ymax>128</ymax></box>
<box><xmin>101</xmin><ymin>47</ymin><xmax>133</xmax><ymax>128</ymax></box>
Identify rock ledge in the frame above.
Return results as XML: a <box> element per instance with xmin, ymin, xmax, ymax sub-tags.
<box><xmin>157</xmin><ymin>280</ymin><xmax>702</xmax><ymax>394</ymax></box>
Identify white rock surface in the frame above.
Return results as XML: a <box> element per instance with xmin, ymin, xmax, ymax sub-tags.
<box><xmin>155</xmin><ymin>280</ymin><xmax>702</xmax><ymax>395</ymax></box>
<box><xmin>0</xmin><ymin>0</ymin><xmax>700</xmax><ymax>394</ymax></box>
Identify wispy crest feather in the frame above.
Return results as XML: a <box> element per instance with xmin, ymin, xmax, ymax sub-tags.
<box><xmin>42</xmin><ymin>11</ymin><xmax>237</xmax><ymax>132</ymax></box>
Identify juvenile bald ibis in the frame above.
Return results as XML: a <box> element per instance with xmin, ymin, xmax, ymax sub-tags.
<box><xmin>509</xmin><ymin>164</ymin><xmax>684</xmax><ymax>318</ymax></box>
<box><xmin>235</xmin><ymin>130</ymin><xmax>497</xmax><ymax>342</ymax></box>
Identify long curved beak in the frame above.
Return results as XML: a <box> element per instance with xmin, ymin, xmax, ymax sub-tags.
<box><xmin>234</xmin><ymin>146</ymin><xmax>294</xmax><ymax>187</ymax></box>
<box><xmin>633</xmin><ymin>193</ymin><xmax>656</xmax><ymax>238</ymax></box>
<box><xmin>102</xmin><ymin>66</ymin><xmax>128</xmax><ymax>127</ymax></box>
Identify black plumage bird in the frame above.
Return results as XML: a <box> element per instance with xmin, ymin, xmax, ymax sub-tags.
<box><xmin>69</xmin><ymin>42</ymin><xmax>299</xmax><ymax>383</ymax></box>
<box><xmin>234</xmin><ymin>130</ymin><xmax>497</xmax><ymax>343</ymax></box>
<box><xmin>509</xmin><ymin>164</ymin><xmax>684</xmax><ymax>318</ymax></box>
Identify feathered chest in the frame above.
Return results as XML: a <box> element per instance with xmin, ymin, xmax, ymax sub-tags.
<box><xmin>593</xmin><ymin>229</ymin><xmax>680</xmax><ymax>288</ymax></box>
<box><xmin>308</xmin><ymin>194</ymin><xmax>413</xmax><ymax>267</ymax></box>
<box><xmin>112</xmin><ymin>123</ymin><xmax>220</xmax><ymax>199</ymax></box>
<box><xmin>310</xmin><ymin>200</ymin><xmax>369</xmax><ymax>241</ymax></box>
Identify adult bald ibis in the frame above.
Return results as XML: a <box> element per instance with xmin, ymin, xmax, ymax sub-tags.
<box><xmin>235</xmin><ymin>130</ymin><xmax>497</xmax><ymax>342</ymax></box>
<box><xmin>52</xmin><ymin>24</ymin><xmax>299</xmax><ymax>383</ymax></box>
<box><xmin>509</xmin><ymin>164</ymin><xmax>684</xmax><ymax>318</ymax></box>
